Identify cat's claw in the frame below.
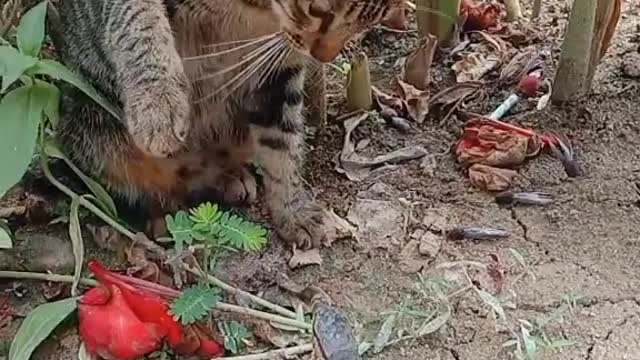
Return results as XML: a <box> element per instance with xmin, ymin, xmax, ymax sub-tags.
<box><xmin>275</xmin><ymin>202</ymin><xmax>329</xmax><ymax>249</ymax></box>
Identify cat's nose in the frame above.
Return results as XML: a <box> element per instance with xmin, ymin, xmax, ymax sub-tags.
<box><xmin>310</xmin><ymin>39</ymin><xmax>341</xmax><ymax>62</ymax></box>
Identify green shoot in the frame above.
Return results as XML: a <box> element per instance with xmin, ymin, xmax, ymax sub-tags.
<box><xmin>165</xmin><ymin>202</ymin><xmax>268</xmax><ymax>254</ymax></box>
<box><xmin>219</xmin><ymin>321</ymin><xmax>251</xmax><ymax>354</ymax></box>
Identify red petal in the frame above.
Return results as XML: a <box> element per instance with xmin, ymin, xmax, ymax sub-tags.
<box><xmin>79</xmin><ymin>284</ymin><xmax>162</xmax><ymax>360</ymax></box>
<box><xmin>87</xmin><ymin>260</ymin><xmax>183</xmax><ymax>345</ymax></box>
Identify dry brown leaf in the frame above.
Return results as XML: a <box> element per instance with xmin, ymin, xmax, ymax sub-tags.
<box><xmin>372</xmin><ymin>85</ymin><xmax>406</xmax><ymax>116</ymax></box>
<box><xmin>430</xmin><ymin>81</ymin><xmax>483</xmax><ymax>107</ymax></box>
<box><xmin>321</xmin><ymin>208</ymin><xmax>356</xmax><ymax>247</ymax></box>
<box><xmin>396</xmin><ymin>79</ymin><xmax>430</xmax><ymax>123</ymax></box>
<box><xmin>499</xmin><ymin>49</ymin><xmax>541</xmax><ymax>83</ymax></box>
<box><xmin>401</xmin><ymin>34</ymin><xmax>437</xmax><ymax>91</ymax></box>
<box><xmin>336</xmin><ymin>113</ymin><xmax>427</xmax><ymax>180</ymax></box>
<box><xmin>289</xmin><ymin>248</ymin><xmax>323</xmax><ymax>269</ymax></box>
<box><xmin>381</xmin><ymin>6</ymin><xmax>408</xmax><ymax>31</ymax></box>
<box><xmin>452</xmin><ymin>53</ymin><xmax>500</xmax><ymax>82</ymax></box>
<box><xmin>468</xmin><ymin>164</ymin><xmax>518</xmax><ymax>191</ymax></box>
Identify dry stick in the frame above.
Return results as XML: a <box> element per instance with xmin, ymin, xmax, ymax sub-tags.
<box><xmin>184</xmin><ymin>266</ymin><xmax>299</xmax><ymax>320</ymax></box>
<box><xmin>215</xmin><ymin>303</ymin><xmax>311</xmax><ymax>331</ymax></box>
<box><xmin>0</xmin><ymin>270</ymin><xmax>310</xmax><ymax>330</ymax></box>
<box><xmin>215</xmin><ymin>344</ymin><xmax>313</xmax><ymax>360</ymax></box>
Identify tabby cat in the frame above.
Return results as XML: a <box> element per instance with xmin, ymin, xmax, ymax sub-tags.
<box><xmin>47</xmin><ymin>0</ymin><xmax>401</xmax><ymax>248</ymax></box>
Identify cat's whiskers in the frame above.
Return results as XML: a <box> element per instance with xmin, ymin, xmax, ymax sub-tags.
<box><xmin>194</xmin><ymin>38</ymin><xmax>288</xmax><ymax>103</ymax></box>
<box><xmin>183</xmin><ymin>32</ymin><xmax>280</xmax><ymax>62</ymax></box>
<box><xmin>257</xmin><ymin>45</ymin><xmax>292</xmax><ymax>87</ymax></box>
<box><xmin>194</xmin><ymin>36</ymin><xmax>283</xmax><ymax>83</ymax></box>
<box><xmin>202</xmin><ymin>32</ymin><xmax>283</xmax><ymax>50</ymax></box>
<box><xmin>220</xmin><ymin>41</ymin><xmax>288</xmax><ymax>100</ymax></box>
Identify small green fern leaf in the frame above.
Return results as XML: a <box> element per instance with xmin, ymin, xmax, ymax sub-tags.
<box><xmin>169</xmin><ymin>284</ymin><xmax>221</xmax><ymax>325</ymax></box>
<box><xmin>165</xmin><ymin>210</ymin><xmax>195</xmax><ymax>252</ymax></box>
<box><xmin>189</xmin><ymin>202</ymin><xmax>221</xmax><ymax>224</ymax></box>
<box><xmin>213</xmin><ymin>212</ymin><xmax>268</xmax><ymax>251</ymax></box>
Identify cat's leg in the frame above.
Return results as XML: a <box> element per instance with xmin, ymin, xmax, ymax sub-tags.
<box><xmin>249</xmin><ymin>66</ymin><xmax>329</xmax><ymax>249</ymax></box>
<box><xmin>102</xmin><ymin>0</ymin><xmax>190</xmax><ymax>157</ymax></box>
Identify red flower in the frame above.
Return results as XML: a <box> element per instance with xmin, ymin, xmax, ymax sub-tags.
<box><xmin>79</xmin><ymin>260</ymin><xmax>223</xmax><ymax>359</ymax></box>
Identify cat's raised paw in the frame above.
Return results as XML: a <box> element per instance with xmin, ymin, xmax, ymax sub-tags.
<box><xmin>126</xmin><ymin>75</ymin><xmax>191</xmax><ymax>157</ymax></box>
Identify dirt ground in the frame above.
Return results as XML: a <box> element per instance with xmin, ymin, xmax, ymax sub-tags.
<box><xmin>1</xmin><ymin>1</ymin><xmax>640</xmax><ymax>360</ymax></box>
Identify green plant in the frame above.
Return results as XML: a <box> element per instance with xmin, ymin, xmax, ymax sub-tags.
<box><xmin>219</xmin><ymin>320</ymin><xmax>251</xmax><ymax>354</ymax></box>
<box><xmin>503</xmin><ymin>294</ymin><xmax>583</xmax><ymax>359</ymax></box>
<box><xmin>169</xmin><ymin>283</ymin><xmax>221</xmax><ymax>325</ymax></box>
<box><xmin>165</xmin><ymin>202</ymin><xmax>268</xmax><ymax>271</ymax></box>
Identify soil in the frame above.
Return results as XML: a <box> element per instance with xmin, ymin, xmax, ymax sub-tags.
<box><xmin>1</xmin><ymin>1</ymin><xmax>640</xmax><ymax>360</ymax></box>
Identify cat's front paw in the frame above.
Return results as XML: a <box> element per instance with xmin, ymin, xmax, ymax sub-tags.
<box><xmin>273</xmin><ymin>202</ymin><xmax>330</xmax><ymax>249</ymax></box>
<box><xmin>126</xmin><ymin>75</ymin><xmax>191</xmax><ymax>157</ymax></box>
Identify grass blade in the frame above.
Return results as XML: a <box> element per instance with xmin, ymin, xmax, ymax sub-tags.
<box><xmin>68</xmin><ymin>196</ymin><xmax>84</xmax><ymax>296</ymax></box>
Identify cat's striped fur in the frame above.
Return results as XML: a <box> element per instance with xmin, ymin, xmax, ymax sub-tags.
<box><xmin>48</xmin><ymin>0</ymin><xmax>401</xmax><ymax>248</ymax></box>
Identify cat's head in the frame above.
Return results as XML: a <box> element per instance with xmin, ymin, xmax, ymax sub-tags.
<box><xmin>272</xmin><ymin>0</ymin><xmax>403</xmax><ymax>62</ymax></box>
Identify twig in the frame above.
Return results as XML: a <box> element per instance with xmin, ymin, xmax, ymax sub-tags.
<box><xmin>215</xmin><ymin>303</ymin><xmax>311</xmax><ymax>331</ymax></box>
<box><xmin>184</xmin><ymin>266</ymin><xmax>299</xmax><ymax>319</ymax></box>
<box><xmin>215</xmin><ymin>344</ymin><xmax>313</xmax><ymax>360</ymax></box>
<box><xmin>0</xmin><ymin>270</ymin><xmax>311</xmax><ymax>330</ymax></box>
<box><xmin>0</xmin><ymin>271</ymin><xmax>98</xmax><ymax>287</ymax></box>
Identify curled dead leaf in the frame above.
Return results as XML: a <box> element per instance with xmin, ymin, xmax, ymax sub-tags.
<box><xmin>396</xmin><ymin>79</ymin><xmax>430</xmax><ymax>123</ymax></box>
<box><xmin>401</xmin><ymin>34</ymin><xmax>437</xmax><ymax>91</ymax></box>
<box><xmin>468</xmin><ymin>164</ymin><xmax>518</xmax><ymax>191</ymax></box>
<box><xmin>430</xmin><ymin>82</ymin><xmax>483</xmax><ymax>107</ymax></box>
<box><xmin>452</xmin><ymin>53</ymin><xmax>500</xmax><ymax>82</ymax></box>
<box><xmin>289</xmin><ymin>248</ymin><xmax>323</xmax><ymax>269</ymax></box>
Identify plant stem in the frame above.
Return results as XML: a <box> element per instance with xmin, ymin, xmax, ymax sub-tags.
<box><xmin>215</xmin><ymin>303</ymin><xmax>312</xmax><ymax>331</ymax></box>
<box><xmin>346</xmin><ymin>52</ymin><xmax>372</xmax><ymax>111</ymax></box>
<box><xmin>531</xmin><ymin>0</ymin><xmax>542</xmax><ymax>19</ymax></box>
<box><xmin>416</xmin><ymin>0</ymin><xmax>460</xmax><ymax>47</ymax></box>
<box><xmin>215</xmin><ymin>344</ymin><xmax>313</xmax><ymax>360</ymax></box>
<box><xmin>0</xmin><ymin>271</ymin><xmax>98</xmax><ymax>287</ymax></box>
<box><xmin>551</xmin><ymin>0</ymin><xmax>597</xmax><ymax>102</ymax></box>
<box><xmin>184</xmin><ymin>266</ymin><xmax>299</xmax><ymax>320</ymax></box>
<box><xmin>40</xmin><ymin>157</ymin><xmax>136</xmax><ymax>240</ymax></box>
<box><xmin>503</xmin><ymin>0</ymin><xmax>522</xmax><ymax>22</ymax></box>
<box><xmin>0</xmin><ymin>270</ymin><xmax>311</xmax><ymax>330</ymax></box>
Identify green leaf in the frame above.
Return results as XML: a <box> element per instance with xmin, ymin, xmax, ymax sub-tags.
<box><xmin>165</xmin><ymin>210</ymin><xmax>194</xmax><ymax>252</ymax></box>
<box><xmin>9</xmin><ymin>297</ymin><xmax>79</xmax><ymax>360</ymax></box>
<box><xmin>213</xmin><ymin>212</ymin><xmax>268</xmax><ymax>251</ymax></box>
<box><xmin>16</xmin><ymin>1</ymin><xmax>48</xmax><ymax>57</ymax></box>
<box><xmin>0</xmin><ymin>220</ymin><xmax>12</xmax><ymax>249</ymax></box>
<box><xmin>0</xmin><ymin>46</ymin><xmax>38</xmax><ymax>93</ymax></box>
<box><xmin>0</xmin><ymin>84</ymin><xmax>49</xmax><ymax>197</ymax></box>
<box><xmin>43</xmin><ymin>140</ymin><xmax>117</xmax><ymax>218</ymax></box>
<box><xmin>68</xmin><ymin>196</ymin><xmax>85</xmax><ymax>296</ymax></box>
<box><xmin>416</xmin><ymin>306</ymin><xmax>451</xmax><ymax>337</ymax></box>
<box><xmin>475</xmin><ymin>288</ymin><xmax>506</xmax><ymax>321</ymax></box>
<box><xmin>220</xmin><ymin>321</ymin><xmax>250</xmax><ymax>354</ymax></box>
<box><xmin>169</xmin><ymin>284</ymin><xmax>220</xmax><ymax>325</ymax></box>
<box><xmin>189</xmin><ymin>202</ymin><xmax>221</xmax><ymax>224</ymax></box>
<box><xmin>34</xmin><ymin>79</ymin><xmax>60</xmax><ymax>127</ymax></box>
<box><xmin>31</xmin><ymin>59</ymin><xmax>122</xmax><ymax>120</ymax></box>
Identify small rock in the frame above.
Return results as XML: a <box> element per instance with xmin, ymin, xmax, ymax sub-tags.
<box><xmin>418</xmin><ymin>232</ymin><xmax>442</xmax><ymax>257</ymax></box>
<box><xmin>347</xmin><ymin>199</ymin><xmax>404</xmax><ymax>250</ymax></box>
<box><xmin>622</xmin><ymin>52</ymin><xmax>640</xmax><ymax>78</ymax></box>
<box><xmin>1</xmin><ymin>233</ymin><xmax>74</xmax><ymax>273</ymax></box>
<box><xmin>18</xmin><ymin>233</ymin><xmax>75</xmax><ymax>273</ymax></box>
